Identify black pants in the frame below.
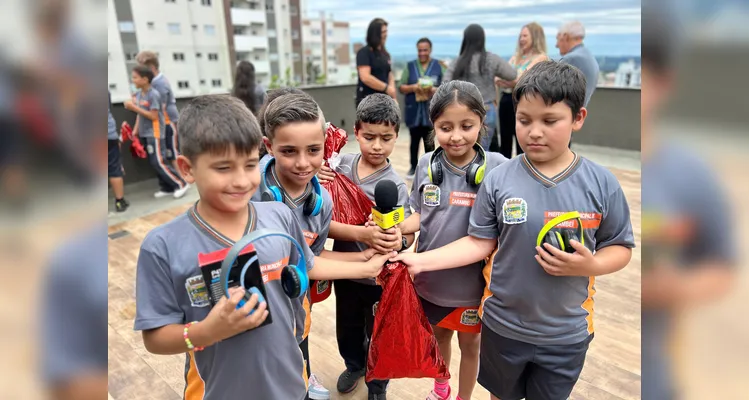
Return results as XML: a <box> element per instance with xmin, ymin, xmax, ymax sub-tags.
<box><xmin>409</xmin><ymin>125</ymin><xmax>434</xmax><ymax>170</ymax></box>
<box><xmin>335</xmin><ymin>279</ymin><xmax>388</xmax><ymax>394</ymax></box>
<box><xmin>141</xmin><ymin>137</ymin><xmax>185</xmax><ymax>192</ymax></box>
<box><xmin>498</xmin><ymin>92</ymin><xmax>523</xmax><ymax>158</ymax></box>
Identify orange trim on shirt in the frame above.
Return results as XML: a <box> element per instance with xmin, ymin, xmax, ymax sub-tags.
<box><xmin>184</xmin><ymin>351</ymin><xmax>205</xmax><ymax>400</ymax></box>
<box><xmin>478</xmin><ymin>246</ymin><xmax>498</xmax><ymax>319</ymax></box>
<box><xmin>302</xmin><ymin>295</ymin><xmax>312</xmax><ymax>339</ymax></box>
<box><xmin>582</xmin><ymin>276</ymin><xmax>596</xmax><ymax>334</ymax></box>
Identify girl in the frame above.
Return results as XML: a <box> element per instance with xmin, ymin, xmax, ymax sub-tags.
<box><xmin>397</xmin><ymin>80</ymin><xmax>508</xmax><ymax>400</ymax></box>
<box><xmin>232</xmin><ymin>60</ymin><xmax>266</xmax><ymax>115</ymax></box>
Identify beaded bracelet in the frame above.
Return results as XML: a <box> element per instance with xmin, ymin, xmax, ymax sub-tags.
<box><xmin>183</xmin><ymin>321</ymin><xmax>205</xmax><ymax>352</ymax></box>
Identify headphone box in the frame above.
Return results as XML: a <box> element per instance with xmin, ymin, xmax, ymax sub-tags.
<box><xmin>198</xmin><ymin>246</ymin><xmax>272</xmax><ymax>328</ymax></box>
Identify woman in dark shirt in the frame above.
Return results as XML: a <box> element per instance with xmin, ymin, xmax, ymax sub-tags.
<box><xmin>356</xmin><ymin>18</ymin><xmax>396</xmax><ymax>107</ymax></box>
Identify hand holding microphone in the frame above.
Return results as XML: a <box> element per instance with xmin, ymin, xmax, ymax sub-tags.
<box><xmin>364</xmin><ymin>180</ymin><xmax>406</xmax><ymax>253</ymax></box>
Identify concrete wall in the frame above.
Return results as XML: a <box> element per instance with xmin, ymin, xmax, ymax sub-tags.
<box><xmin>110</xmin><ymin>85</ymin><xmax>641</xmax><ymax>183</ymax></box>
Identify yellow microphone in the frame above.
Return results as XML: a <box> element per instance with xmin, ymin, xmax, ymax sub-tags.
<box><xmin>371</xmin><ymin>180</ymin><xmax>404</xmax><ymax>230</ymax></box>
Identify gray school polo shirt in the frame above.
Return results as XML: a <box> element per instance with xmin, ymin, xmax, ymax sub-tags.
<box><xmin>134</xmin><ymin>87</ymin><xmax>164</xmax><ymax>138</ymax></box>
<box><xmin>332</xmin><ymin>152</ymin><xmax>411</xmax><ymax>285</ymax></box>
<box><xmin>134</xmin><ymin>202</ymin><xmax>315</xmax><ymax>400</ymax></box>
<box><xmin>641</xmin><ymin>145</ymin><xmax>736</xmax><ymax>399</ymax></box>
<box><xmin>151</xmin><ymin>74</ymin><xmax>179</xmax><ymax>123</ymax></box>
<box><xmin>559</xmin><ymin>44</ymin><xmax>600</xmax><ymax>107</ymax></box>
<box><xmin>410</xmin><ymin>150</ymin><xmax>508</xmax><ymax>307</ymax></box>
<box><xmin>469</xmin><ymin>153</ymin><xmax>635</xmax><ymax>346</ymax></box>
<box><xmin>253</xmin><ymin>154</ymin><xmax>334</xmax><ymax>339</ymax></box>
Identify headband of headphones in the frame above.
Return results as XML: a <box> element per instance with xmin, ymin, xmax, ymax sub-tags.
<box><xmin>428</xmin><ymin>143</ymin><xmax>487</xmax><ymax>185</ymax></box>
<box><xmin>220</xmin><ymin>229</ymin><xmax>309</xmax><ymax>302</ymax></box>
<box><xmin>536</xmin><ymin>211</ymin><xmax>585</xmax><ymax>248</ymax></box>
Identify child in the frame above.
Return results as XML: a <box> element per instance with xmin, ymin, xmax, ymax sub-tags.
<box><xmin>327</xmin><ymin>93</ymin><xmax>415</xmax><ymax>400</ymax></box>
<box><xmin>136</xmin><ymin>51</ymin><xmax>181</xmax><ymax>171</ymax></box>
<box><xmin>393</xmin><ymin>61</ymin><xmax>635</xmax><ymax>400</ymax></box>
<box><xmin>253</xmin><ymin>91</ymin><xmax>378</xmax><ymax>400</ymax></box>
<box><xmin>394</xmin><ymin>80</ymin><xmax>508</xmax><ymax>400</ymax></box>
<box><xmin>134</xmin><ymin>95</ymin><xmax>391</xmax><ymax>400</ymax></box>
<box><xmin>124</xmin><ymin>65</ymin><xmax>189</xmax><ymax>199</ymax></box>
<box><xmin>256</xmin><ymin>87</ymin><xmax>306</xmax><ymax>158</ymax></box>
<box><xmin>108</xmin><ymin>90</ymin><xmax>129</xmax><ymax>212</ymax></box>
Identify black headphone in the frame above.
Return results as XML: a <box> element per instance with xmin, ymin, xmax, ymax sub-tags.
<box><xmin>427</xmin><ymin>143</ymin><xmax>487</xmax><ymax>186</ymax></box>
<box><xmin>536</xmin><ymin>212</ymin><xmax>585</xmax><ymax>253</ymax></box>
<box><xmin>260</xmin><ymin>157</ymin><xmax>324</xmax><ymax>217</ymax></box>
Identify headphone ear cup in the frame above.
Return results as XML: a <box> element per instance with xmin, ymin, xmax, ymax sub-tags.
<box><xmin>303</xmin><ymin>193</ymin><xmax>321</xmax><ymax>216</ymax></box>
<box><xmin>281</xmin><ymin>266</ymin><xmax>302</xmax><ymax>298</ymax></box>
<box><xmin>466</xmin><ymin>163</ymin><xmax>480</xmax><ymax>186</ymax></box>
<box><xmin>269</xmin><ymin>186</ymin><xmax>283</xmax><ymax>202</ymax></box>
<box><xmin>562</xmin><ymin>230</ymin><xmax>580</xmax><ymax>253</ymax></box>
<box><xmin>431</xmin><ymin>161</ymin><xmax>443</xmax><ymax>185</ymax></box>
<box><xmin>544</xmin><ymin>231</ymin><xmax>561</xmax><ymax>250</ymax></box>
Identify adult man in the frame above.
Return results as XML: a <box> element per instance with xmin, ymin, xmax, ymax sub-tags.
<box><xmin>556</xmin><ymin>21</ymin><xmax>600</xmax><ymax>107</ymax></box>
<box><xmin>398</xmin><ymin>37</ymin><xmax>444</xmax><ymax>179</ymax></box>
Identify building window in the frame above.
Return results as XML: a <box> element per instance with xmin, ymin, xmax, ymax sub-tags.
<box><xmin>173</xmin><ymin>52</ymin><xmax>185</xmax><ymax>61</ymax></box>
<box><xmin>125</xmin><ymin>52</ymin><xmax>138</xmax><ymax>61</ymax></box>
<box><xmin>165</xmin><ymin>0</ymin><xmax>176</xmax><ymax>2</ymax></box>
<box><xmin>204</xmin><ymin>25</ymin><xmax>216</xmax><ymax>35</ymax></box>
<box><xmin>200</xmin><ymin>79</ymin><xmax>206</xmax><ymax>85</ymax></box>
<box><xmin>233</xmin><ymin>26</ymin><xmax>244</xmax><ymax>35</ymax></box>
<box><xmin>208</xmin><ymin>53</ymin><xmax>218</xmax><ymax>61</ymax></box>
<box><xmin>118</xmin><ymin>21</ymin><xmax>135</xmax><ymax>32</ymax></box>
<box><xmin>293</xmin><ymin>52</ymin><xmax>301</xmax><ymax>61</ymax></box>
<box><xmin>327</xmin><ymin>29</ymin><xmax>333</xmax><ymax>36</ymax></box>
<box><xmin>212</xmin><ymin>79</ymin><xmax>222</xmax><ymax>87</ymax></box>
<box><xmin>265</xmin><ymin>1</ymin><xmax>274</xmax><ymax>12</ymax></box>
<box><xmin>292</xmin><ymin>30</ymin><xmax>299</xmax><ymax>39</ymax></box>
<box><xmin>201</xmin><ymin>0</ymin><xmax>212</xmax><ymax>5</ymax></box>
<box><xmin>109</xmin><ymin>83</ymin><xmax>117</xmax><ymax>90</ymax></box>
<box><xmin>168</xmin><ymin>23</ymin><xmax>181</xmax><ymax>34</ymax></box>
<box><xmin>290</xmin><ymin>5</ymin><xmax>297</xmax><ymax>15</ymax></box>
<box><xmin>192</xmin><ymin>24</ymin><xmax>198</xmax><ymax>31</ymax></box>
<box><xmin>281</xmin><ymin>4</ymin><xmax>285</xmax><ymax>10</ymax></box>
<box><xmin>196</xmin><ymin>52</ymin><xmax>202</xmax><ymax>58</ymax></box>
<box><xmin>147</xmin><ymin>22</ymin><xmax>155</xmax><ymax>30</ymax></box>
<box><xmin>178</xmin><ymin>81</ymin><xmax>190</xmax><ymax>89</ymax></box>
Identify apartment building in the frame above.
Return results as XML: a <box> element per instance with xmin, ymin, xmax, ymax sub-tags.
<box><xmin>302</xmin><ymin>13</ymin><xmax>353</xmax><ymax>85</ymax></box>
<box><xmin>108</xmin><ymin>0</ymin><xmax>234</xmax><ymax>102</ymax></box>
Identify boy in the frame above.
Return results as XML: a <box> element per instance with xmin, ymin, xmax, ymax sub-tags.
<box><xmin>136</xmin><ymin>51</ymin><xmax>181</xmax><ymax>171</ymax></box>
<box><xmin>108</xmin><ymin>90</ymin><xmax>129</xmax><ymax>212</ymax></box>
<box><xmin>327</xmin><ymin>93</ymin><xmax>415</xmax><ymax>400</ymax></box>
<box><xmin>134</xmin><ymin>95</ymin><xmax>391</xmax><ymax>400</ymax></box>
<box><xmin>253</xmin><ymin>91</ymin><xmax>379</xmax><ymax>400</ymax></box>
<box><xmin>393</xmin><ymin>61</ymin><xmax>635</xmax><ymax>400</ymax></box>
<box><xmin>124</xmin><ymin>65</ymin><xmax>189</xmax><ymax>199</ymax></box>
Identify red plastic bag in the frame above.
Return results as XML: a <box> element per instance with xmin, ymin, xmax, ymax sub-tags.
<box><xmin>366</xmin><ymin>262</ymin><xmax>450</xmax><ymax>381</ymax></box>
<box><xmin>321</xmin><ymin>123</ymin><xmax>373</xmax><ymax>225</ymax></box>
<box><xmin>121</xmin><ymin>122</ymin><xmax>147</xmax><ymax>159</ymax></box>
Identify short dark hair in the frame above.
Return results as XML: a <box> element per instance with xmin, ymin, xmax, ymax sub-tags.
<box><xmin>512</xmin><ymin>60</ymin><xmax>586</xmax><ymax>117</ymax></box>
<box><xmin>263</xmin><ymin>92</ymin><xmax>325</xmax><ymax>141</ymax></box>
<box><xmin>257</xmin><ymin>87</ymin><xmax>308</xmax><ymax>136</ymax></box>
<box><xmin>132</xmin><ymin>65</ymin><xmax>154</xmax><ymax>83</ymax></box>
<box><xmin>178</xmin><ymin>95</ymin><xmax>262</xmax><ymax>160</ymax></box>
<box><xmin>430</xmin><ymin>80</ymin><xmax>487</xmax><ymax>140</ymax></box>
<box><xmin>642</xmin><ymin>2</ymin><xmax>680</xmax><ymax>76</ymax></box>
<box><xmin>417</xmin><ymin>37</ymin><xmax>432</xmax><ymax>48</ymax></box>
<box><xmin>355</xmin><ymin>93</ymin><xmax>400</xmax><ymax>134</ymax></box>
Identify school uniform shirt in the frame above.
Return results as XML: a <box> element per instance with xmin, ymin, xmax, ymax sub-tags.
<box><xmin>468</xmin><ymin>153</ymin><xmax>635</xmax><ymax>346</ymax></box>
<box><xmin>108</xmin><ymin>91</ymin><xmax>117</xmax><ymax>140</ymax></box>
<box><xmin>134</xmin><ymin>87</ymin><xmax>164</xmax><ymax>139</ymax></box>
<box><xmin>253</xmin><ymin>154</ymin><xmax>334</xmax><ymax>339</ymax></box>
<box><xmin>151</xmin><ymin>74</ymin><xmax>179</xmax><ymax>124</ymax></box>
<box><xmin>410</xmin><ymin>150</ymin><xmax>508</xmax><ymax>307</ymax></box>
<box><xmin>134</xmin><ymin>202</ymin><xmax>315</xmax><ymax>400</ymax></box>
<box><xmin>332</xmin><ymin>153</ymin><xmax>411</xmax><ymax>285</ymax></box>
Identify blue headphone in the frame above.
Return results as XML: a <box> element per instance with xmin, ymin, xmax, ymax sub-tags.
<box><xmin>260</xmin><ymin>157</ymin><xmax>324</xmax><ymax>217</ymax></box>
<box><xmin>220</xmin><ymin>229</ymin><xmax>310</xmax><ymax>312</ymax></box>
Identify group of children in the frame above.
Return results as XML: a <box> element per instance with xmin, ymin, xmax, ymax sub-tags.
<box><xmin>134</xmin><ymin>60</ymin><xmax>635</xmax><ymax>400</ymax></box>
<box><xmin>110</xmin><ymin>51</ymin><xmax>190</xmax><ymax>213</ymax></box>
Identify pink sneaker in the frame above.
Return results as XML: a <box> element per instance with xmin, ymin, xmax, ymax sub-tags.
<box><xmin>426</xmin><ymin>385</ymin><xmax>451</xmax><ymax>400</ymax></box>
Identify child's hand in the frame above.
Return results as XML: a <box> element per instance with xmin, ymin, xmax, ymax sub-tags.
<box><xmin>360</xmin><ymin>251</ymin><xmax>396</xmax><ymax>278</ymax></box>
<box><xmin>389</xmin><ymin>251</ymin><xmax>426</xmax><ymax>276</ymax></box>
<box><xmin>535</xmin><ymin>240</ymin><xmax>600</xmax><ymax>277</ymax></box>
<box><xmin>317</xmin><ymin>165</ymin><xmax>336</xmax><ymax>183</ymax></box>
<box><xmin>361</xmin><ymin>247</ymin><xmax>377</xmax><ymax>261</ymax></box>
<box><xmin>124</xmin><ymin>100</ymin><xmax>135</xmax><ymax>111</ymax></box>
<box><xmin>203</xmin><ymin>287</ymin><xmax>268</xmax><ymax>343</ymax></box>
<box><xmin>365</xmin><ymin>225</ymin><xmax>400</xmax><ymax>253</ymax></box>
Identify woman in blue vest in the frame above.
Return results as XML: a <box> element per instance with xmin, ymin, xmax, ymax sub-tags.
<box><xmin>399</xmin><ymin>37</ymin><xmax>444</xmax><ymax>178</ymax></box>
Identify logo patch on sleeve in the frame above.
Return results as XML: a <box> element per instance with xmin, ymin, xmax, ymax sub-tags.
<box><xmin>185</xmin><ymin>274</ymin><xmax>210</xmax><ymax>307</ymax></box>
<box><xmin>423</xmin><ymin>184</ymin><xmax>441</xmax><ymax>207</ymax></box>
<box><xmin>502</xmin><ymin>198</ymin><xmax>528</xmax><ymax>224</ymax></box>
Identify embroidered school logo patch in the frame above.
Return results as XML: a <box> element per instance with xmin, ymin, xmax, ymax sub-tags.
<box><xmin>185</xmin><ymin>275</ymin><xmax>210</xmax><ymax>307</ymax></box>
<box><xmin>502</xmin><ymin>198</ymin><xmax>528</xmax><ymax>224</ymax></box>
<box><xmin>423</xmin><ymin>184</ymin><xmax>440</xmax><ymax>207</ymax></box>
<box><xmin>460</xmin><ymin>309</ymin><xmax>480</xmax><ymax>326</ymax></box>
<box><xmin>146</xmin><ymin>144</ymin><xmax>154</xmax><ymax>155</ymax></box>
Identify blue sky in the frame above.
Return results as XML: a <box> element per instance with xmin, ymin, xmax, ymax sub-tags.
<box><xmin>305</xmin><ymin>0</ymin><xmax>641</xmax><ymax>57</ymax></box>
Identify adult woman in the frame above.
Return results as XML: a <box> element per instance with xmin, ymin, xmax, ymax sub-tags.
<box><xmin>444</xmin><ymin>24</ymin><xmax>517</xmax><ymax>151</ymax></box>
<box><xmin>355</xmin><ymin>18</ymin><xmax>396</xmax><ymax>107</ymax></box>
<box><xmin>232</xmin><ymin>60</ymin><xmax>266</xmax><ymax>115</ymax></box>
<box><xmin>495</xmin><ymin>22</ymin><xmax>549</xmax><ymax>157</ymax></box>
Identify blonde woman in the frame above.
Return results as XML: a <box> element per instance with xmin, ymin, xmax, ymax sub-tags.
<box><xmin>494</xmin><ymin>22</ymin><xmax>549</xmax><ymax>157</ymax></box>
